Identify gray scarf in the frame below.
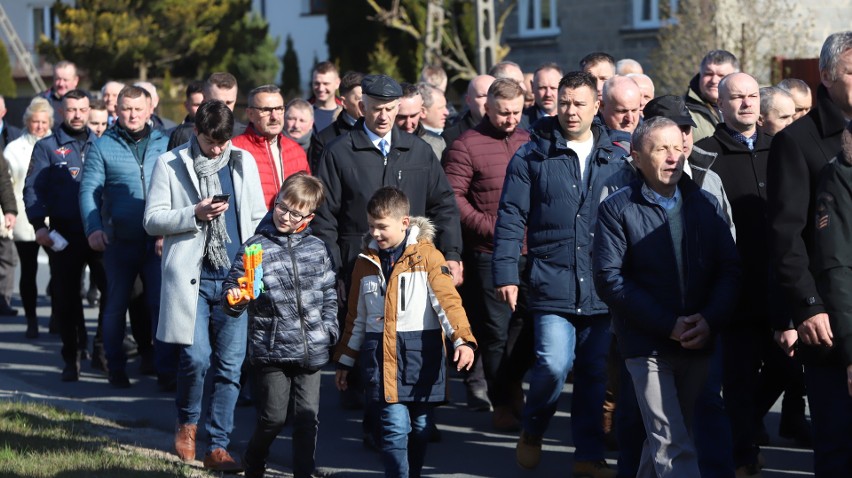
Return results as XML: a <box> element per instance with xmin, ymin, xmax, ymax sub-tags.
<box><xmin>285</xmin><ymin>129</ymin><xmax>312</xmax><ymax>154</ymax></box>
<box><xmin>190</xmin><ymin>135</ymin><xmax>232</xmax><ymax>270</ymax></box>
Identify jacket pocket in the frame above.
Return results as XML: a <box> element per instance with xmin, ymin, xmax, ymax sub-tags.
<box><xmin>399</xmin><ymin>333</ymin><xmax>443</xmax><ymax>388</ymax></box>
<box><xmin>528</xmin><ymin>241</ymin><xmax>576</xmax><ymax>302</ymax></box>
<box><xmin>359</xmin><ymin>337</ymin><xmax>381</xmax><ymax>387</ymax></box>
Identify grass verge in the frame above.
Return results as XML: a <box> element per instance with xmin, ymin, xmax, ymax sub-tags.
<box><xmin>0</xmin><ymin>399</ymin><xmax>213</xmax><ymax>478</ymax></box>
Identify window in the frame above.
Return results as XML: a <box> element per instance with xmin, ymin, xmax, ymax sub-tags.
<box><xmin>302</xmin><ymin>0</ymin><xmax>327</xmax><ymax>15</ymax></box>
<box><xmin>518</xmin><ymin>0</ymin><xmax>560</xmax><ymax>38</ymax></box>
<box><xmin>32</xmin><ymin>6</ymin><xmax>57</xmax><ymax>44</ymax></box>
<box><xmin>632</xmin><ymin>0</ymin><xmax>678</xmax><ymax>29</ymax></box>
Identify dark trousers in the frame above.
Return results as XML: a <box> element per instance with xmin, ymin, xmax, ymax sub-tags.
<box><xmin>754</xmin><ymin>329</ymin><xmax>807</xmax><ymax>423</ymax></box>
<box><xmin>50</xmin><ymin>233</ymin><xmax>105</xmax><ymax>364</ymax></box>
<box><xmin>804</xmin><ymin>363</ymin><xmax>852</xmax><ymax>477</ymax></box>
<box><xmin>463</xmin><ymin>251</ymin><xmax>533</xmax><ymax>406</ymax></box>
<box><xmin>14</xmin><ymin>241</ymin><xmax>41</xmax><ymax>318</ymax></box>
<box><xmin>244</xmin><ymin>364</ymin><xmax>321</xmax><ymax>478</ymax></box>
<box><xmin>723</xmin><ymin>326</ymin><xmax>763</xmax><ymax>467</ymax></box>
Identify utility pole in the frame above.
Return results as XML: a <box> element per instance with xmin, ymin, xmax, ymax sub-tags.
<box><xmin>425</xmin><ymin>0</ymin><xmax>444</xmax><ymax>66</ymax></box>
<box><xmin>475</xmin><ymin>0</ymin><xmax>498</xmax><ymax>74</ymax></box>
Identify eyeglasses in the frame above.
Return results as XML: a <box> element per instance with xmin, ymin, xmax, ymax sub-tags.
<box><xmin>248</xmin><ymin>105</ymin><xmax>285</xmax><ymax>117</ymax></box>
<box><xmin>275</xmin><ymin>203</ymin><xmax>312</xmax><ymax>222</ymax></box>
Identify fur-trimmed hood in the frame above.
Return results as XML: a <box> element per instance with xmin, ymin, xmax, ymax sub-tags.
<box><xmin>361</xmin><ymin>216</ymin><xmax>436</xmax><ymax>250</ymax></box>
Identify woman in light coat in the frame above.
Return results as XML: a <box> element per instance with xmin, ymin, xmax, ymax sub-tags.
<box><xmin>4</xmin><ymin>97</ymin><xmax>53</xmax><ymax>337</ymax></box>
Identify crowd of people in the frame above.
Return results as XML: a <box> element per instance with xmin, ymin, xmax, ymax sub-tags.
<box><xmin>0</xmin><ymin>28</ymin><xmax>850</xmax><ymax>478</ymax></box>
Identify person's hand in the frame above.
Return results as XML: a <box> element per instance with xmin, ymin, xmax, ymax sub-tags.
<box><xmin>227</xmin><ymin>287</ymin><xmax>249</xmax><ymax>306</ymax></box>
<box><xmin>34</xmin><ymin>228</ymin><xmax>53</xmax><ymax>248</ymax></box>
<box><xmin>4</xmin><ymin>213</ymin><xmax>15</xmax><ymax>231</ymax></box>
<box><xmin>670</xmin><ymin>316</ymin><xmax>692</xmax><ymax>341</ymax></box>
<box><xmin>454</xmin><ymin>345</ymin><xmax>474</xmax><ymax>371</ymax></box>
<box><xmin>496</xmin><ymin>285</ymin><xmax>518</xmax><ymax>312</ymax></box>
<box><xmin>797</xmin><ymin>312</ymin><xmax>833</xmax><ymax>347</ymax></box>
<box><xmin>195</xmin><ymin>197</ymin><xmax>229</xmax><ymax>222</ymax></box>
<box><xmin>335</xmin><ymin>369</ymin><xmax>349</xmax><ymax>391</ymax></box>
<box><xmin>447</xmin><ymin>260</ymin><xmax>464</xmax><ymax>287</ymax></box>
<box><xmin>774</xmin><ymin>329</ymin><xmax>798</xmax><ymax>357</ymax></box>
<box><xmin>87</xmin><ymin>230</ymin><xmax>109</xmax><ymax>251</ymax></box>
<box><xmin>847</xmin><ymin>364</ymin><xmax>852</xmax><ymax>398</ymax></box>
<box><xmin>679</xmin><ymin>313</ymin><xmax>710</xmax><ymax>350</ymax></box>
<box><xmin>155</xmin><ymin>236</ymin><xmax>164</xmax><ymax>257</ymax></box>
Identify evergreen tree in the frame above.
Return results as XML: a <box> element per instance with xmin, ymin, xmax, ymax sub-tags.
<box><xmin>0</xmin><ymin>40</ymin><xmax>16</xmax><ymax>97</ymax></box>
<box><xmin>280</xmin><ymin>35</ymin><xmax>301</xmax><ymax>100</ymax></box>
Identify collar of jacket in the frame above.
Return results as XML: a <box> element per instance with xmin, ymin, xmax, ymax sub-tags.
<box><xmin>104</xmin><ymin>122</ymin><xmax>164</xmax><ymax>144</ymax></box>
<box><xmin>53</xmin><ymin>124</ymin><xmax>96</xmax><ymax>147</ymax></box>
<box><xmin>243</xmin><ymin>123</ymin><xmax>288</xmax><ymax>147</ymax></box>
<box><xmin>350</xmin><ymin>119</ymin><xmax>415</xmax><ymax>153</ymax></box>
<box><xmin>361</xmin><ymin>216</ymin><xmax>436</xmax><ymax>256</ymax></box>
<box><xmin>710</xmin><ymin>123</ymin><xmax>773</xmax><ymax>152</ymax></box>
<box><xmin>473</xmin><ymin>115</ymin><xmax>523</xmax><ymax>140</ymax></box>
<box><xmin>631</xmin><ymin>171</ymin><xmax>702</xmax><ymax>206</ymax></box>
<box><xmin>814</xmin><ymin>84</ymin><xmax>849</xmax><ymax>139</ymax></box>
<box><xmin>528</xmin><ymin>116</ymin><xmax>616</xmax><ymax>163</ymax></box>
<box><xmin>684</xmin><ymin>74</ymin><xmax>716</xmax><ymax>118</ymax></box>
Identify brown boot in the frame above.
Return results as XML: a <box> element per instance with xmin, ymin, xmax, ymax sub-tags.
<box><xmin>492</xmin><ymin>405</ymin><xmax>520</xmax><ymax>432</ymax></box>
<box><xmin>174</xmin><ymin>423</ymin><xmax>197</xmax><ymax>462</ymax></box>
<box><xmin>203</xmin><ymin>448</ymin><xmax>243</xmax><ymax>472</ymax></box>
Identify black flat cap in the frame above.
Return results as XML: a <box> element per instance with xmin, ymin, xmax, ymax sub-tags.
<box><xmin>362</xmin><ymin>74</ymin><xmax>403</xmax><ymax>100</ymax></box>
<box><xmin>643</xmin><ymin>95</ymin><xmax>697</xmax><ymax>128</ymax></box>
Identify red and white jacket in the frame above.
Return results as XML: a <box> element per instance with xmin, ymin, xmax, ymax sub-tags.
<box><xmin>231</xmin><ymin>124</ymin><xmax>310</xmax><ymax>208</ymax></box>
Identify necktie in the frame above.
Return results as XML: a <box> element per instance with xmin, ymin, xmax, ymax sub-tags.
<box><xmin>379</xmin><ymin>139</ymin><xmax>389</xmax><ymax>157</ymax></box>
<box><xmin>746</xmin><ymin>137</ymin><xmax>754</xmax><ymax>151</ymax></box>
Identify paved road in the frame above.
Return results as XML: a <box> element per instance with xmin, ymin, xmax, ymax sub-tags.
<box><xmin>0</xmin><ymin>251</ymin><xmax>814</xmax><ymax>477</ymax></box>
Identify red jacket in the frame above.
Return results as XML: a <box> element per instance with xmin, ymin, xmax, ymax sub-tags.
<box><xmin>443</xmin><ymin>118</ymin><xmax>529</xmax><ymax>254</ymax></box>
<box><xmin>231</xmin><ymin>124</ymin><xmax>310</xmax><ymax>208</ymax></box>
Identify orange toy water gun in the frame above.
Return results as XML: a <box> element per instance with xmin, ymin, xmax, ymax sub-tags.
<box><xmin>228</xmin><ymin>244</ymin><xmax>264</xmax><ymax>305</ymax></box>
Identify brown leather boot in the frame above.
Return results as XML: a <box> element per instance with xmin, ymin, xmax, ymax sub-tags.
<box><xmin>492</xmin><ymin>405</ymin><xmax>520</xmax><ymax>432</ymax></box>
<box><xmin>174</xmin><ymin>423</ymin><xmax>197</xmax><ymax>462</ymax></box>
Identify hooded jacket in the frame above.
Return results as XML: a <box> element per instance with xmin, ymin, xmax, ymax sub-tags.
<box><xmin>334</xmin><ymin>217</ymin><xmax>476</xmax><ymax>403</ymax></box>
<box><xmin>223</xmin><ymin>216</ymin><xmax>338</xmax><ymax>370</ymax></box>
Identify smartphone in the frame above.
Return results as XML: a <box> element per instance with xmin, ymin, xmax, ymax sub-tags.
<box><xmin>211</xmin><ymin>193</ymin><xmax>231</xmax><ymax>204</ymax></box>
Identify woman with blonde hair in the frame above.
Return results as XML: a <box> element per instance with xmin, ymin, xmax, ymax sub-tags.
<box><xmin>4</xmin><ymin>97</ymin><xmax>53</xmax><ymax>337</ymax></box>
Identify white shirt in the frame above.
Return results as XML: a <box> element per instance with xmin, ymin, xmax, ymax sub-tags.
<box><xmin>567</xmin><ymin>136</ymin><xmax>594</xmax><ymax>180</ymax></box>
<box><xmin>363</xmin><ymin>123</ymin><xmax>392</xmax><ymax>154</ymax></box>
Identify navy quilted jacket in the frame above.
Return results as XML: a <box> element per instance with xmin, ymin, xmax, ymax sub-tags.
<box><xmin>493</xmin><ymin>116</ymin><xmax>628</xmax><ymax>316</ymax></box>
<box><xmin>223</xmin><ymin>214</ymin><xmax>339</xmax><ymax>369</ymax></box>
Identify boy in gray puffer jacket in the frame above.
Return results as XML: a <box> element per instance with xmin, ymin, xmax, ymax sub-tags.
<box><xmin>223</xmin><ymin>172</ymin><xmax>338</xmax><ymax>478</ymax></box>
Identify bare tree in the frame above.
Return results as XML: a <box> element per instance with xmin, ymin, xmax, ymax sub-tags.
<box><xmin>365</xmin><ymin>0</ymin><xmax>515</xmax><ymax>82</ymax></box>
<box><xmin>651</xmin><ymin>0</ymin><xmax>815</xmax><ymax>95</ymax></box>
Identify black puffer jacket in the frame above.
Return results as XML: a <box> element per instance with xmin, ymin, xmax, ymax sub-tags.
<box><xmin>223</xmin><ymin>214</ymin><xmax>339</xmax><ymax>370</ymax></box>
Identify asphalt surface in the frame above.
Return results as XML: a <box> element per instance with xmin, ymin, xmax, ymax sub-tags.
<box><xmin>0</xmin><ymin>251</ymin><xmax>815</xmax><ymax>477</ymax></box>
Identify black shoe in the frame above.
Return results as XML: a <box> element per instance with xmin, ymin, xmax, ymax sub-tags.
<box><xmin>61</xmin><ymin>362</ymin><xmax>80</xmax><ymax>382</ymax></box>
<box><xmin>123</xmin><ymin>335</ymin><xmax>139</xmax><ymax>357</ymax></box>
<box><xmin>86</xmin><ymin>288</ymin><xmax>100</xmax><ymax>307</ymax></box>
<box><xmin>427</xmin><ymin>421</ymin><xmax>442</xmax><ymax>443</ymax></box>
<box><xmin>0</xmin><ymin>303</ymin><xmax>18</xmax><ymax>316</ymax></box>
<box><xmin>90</xmin><ymin>343</ymin><xmax>107</xmax><ymax>372</ymax></box>
<box><xmin>157</xmin><ymin>373</ymin><xmax>177</xmax><ymax>392</ymax></box>
<box><xmin>25</xmin><ymin>316</ymin><xmax>39</xmax><ymax>339</ymax></box>
<box><xmin>108</xmin><ymin>370</ymin><xmax>131</xmax><ymax>388</ymax></box>
<box><xmin>779</xmin><ymin>415</ymin><xmax>812</xmax><ymax>447</ymax></box>
<box><xmin>139</xmin><ymin>351</ymin><xmax>156</xmax><ymax>376</ymax></box>
<box><xmin>466</xmin><ymin>387</ymin><xmax>492</xmax><ymax>412</ymax></box>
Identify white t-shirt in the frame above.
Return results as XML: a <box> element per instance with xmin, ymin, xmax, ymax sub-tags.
<box><xmin>567</xmin><ymin>136</ymin><xmax>595</xmax><ymax>180</ymax></box>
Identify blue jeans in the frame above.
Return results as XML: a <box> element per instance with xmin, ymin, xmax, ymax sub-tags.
<box><xmin>102</xmin><ymin>237</ymin><xmax>175</xmax><ymax>374</ymax></box>
<box><xmin>176</xmin><ymin>278</ymin><xmax>247</xmax><ymax>453</ymax></box>
<box><xmin>523</xmin><ymin>313</ymin><xmax>609</xmax><ymax>461</ymax></box>
<box><xmin>804</xmin><ymin>363</ymin><xmax>852</xmax><ymax>477</ymax></box>
<box><xmin>376</xmin><ymin>401</ymin><xmax>431</xmax><ymax>478</ymax></box>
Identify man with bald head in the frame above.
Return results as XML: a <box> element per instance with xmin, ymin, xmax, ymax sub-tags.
<box><xmin>523</xmin><ymin>63</ymin><xmax>563</xmax><ymax>127</ymax></box>
<box><xmin>777</xmin><ymin>78</ymin><xmax>813</xmax><ymax>121</ymax></box>
<box><xmin>627</xmin><ymin>74</ymin><xmax>655</xmax><ymax>116</ymax></box>
<box><xmin>695</xmin><ymin>71</ymin><xmax>771</xmax><ymax>476</ymax></box>
<box><xmin>600</xmin><ymin>76</ymin><xmax>641</xmax><ymax>153</ymax></box>
<box><xmin>442</xmin><ymin>74</ymin><xmax>495</xmax><ymax>148</ymax></box>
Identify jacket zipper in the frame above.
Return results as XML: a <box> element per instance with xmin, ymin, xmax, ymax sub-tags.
<box><xmin>288</xmin><ymin>235</ymin><xmax>310</xmax><ymax>364</ymax></box>
<box><xmin>400</xmin><ymin>276</ymin><xmax>406</xmax><ymax>311</ymax></box>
